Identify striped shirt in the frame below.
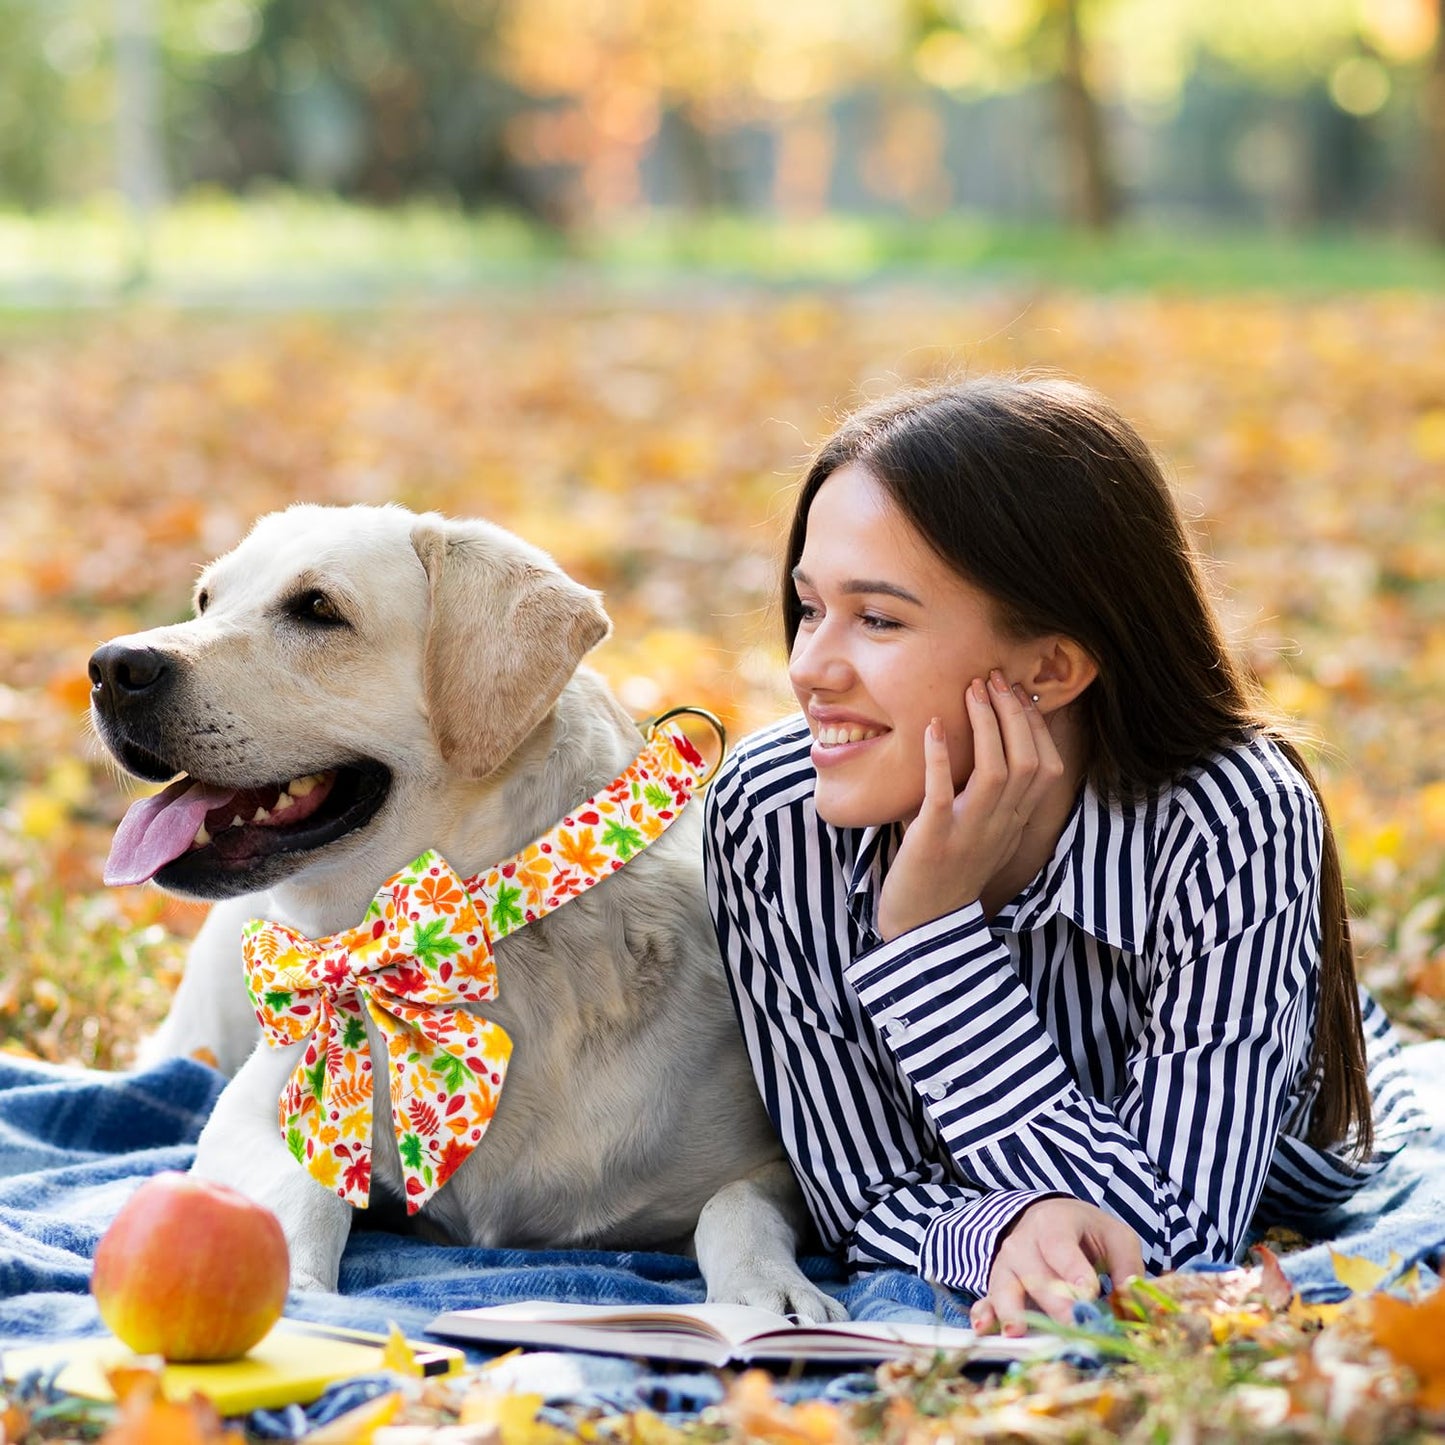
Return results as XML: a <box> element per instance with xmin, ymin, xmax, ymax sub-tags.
<box><xmin>703</xmin><ymin>713</ymin><xmax>1427</xmax><ymax>1295</ymax></box>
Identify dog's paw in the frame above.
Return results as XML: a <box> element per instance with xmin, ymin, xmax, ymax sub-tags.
<box><xmin>708</xmin><ymin>1261</ymin><xmax>849</xmax><ymax>1325</ymax></box>
<box><xmin>289</xmin><ymin>1263</ymin><xmax>338</xmax><ymax>1294</ymax></box>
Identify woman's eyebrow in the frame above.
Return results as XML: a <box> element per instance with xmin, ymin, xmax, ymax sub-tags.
<box><xmin>791</xmin><ymin>566</ymin><xmax>923</xmax><ymax>607</ymax></box>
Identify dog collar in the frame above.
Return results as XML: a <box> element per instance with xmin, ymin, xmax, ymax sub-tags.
<box><xmin>241</xmin><ymin>719</ymin><xmax>713</xmax><ymax>1214</ymax></box>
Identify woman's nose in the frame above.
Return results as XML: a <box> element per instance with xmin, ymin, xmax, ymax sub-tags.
<box><xmin>789</xmin><ymin>620</ymin><xmax>852</xmax><ymax>695</ymax></box>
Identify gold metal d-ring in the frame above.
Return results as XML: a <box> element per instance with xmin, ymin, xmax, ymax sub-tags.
<box><xmin>645</xmin><ymin>705</ymin><xmax>728</xmax><ymax>786</ymax></box>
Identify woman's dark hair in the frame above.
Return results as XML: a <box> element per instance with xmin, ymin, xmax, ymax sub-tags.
<box><xmin>782</xmin><ymin>376</ymin><xmax>1372</xmax><ymax>1156</ymax></box>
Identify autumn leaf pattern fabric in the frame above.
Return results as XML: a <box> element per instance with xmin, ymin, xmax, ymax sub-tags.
<box><xmin>242</xmin><ymin>724</ymin><xmax>706</xmax><ymax>1214</ymax></box>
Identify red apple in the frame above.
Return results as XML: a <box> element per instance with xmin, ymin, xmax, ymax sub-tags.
<box><xmin>91</xmin><ymin>1172</ymin><xmax>289</xmax><ymax>1362</ymax></box>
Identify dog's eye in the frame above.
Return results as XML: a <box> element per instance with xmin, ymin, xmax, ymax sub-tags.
<box><xmin>196</xmin><ymin>588</ymin><xmax>209</xmax><ymax>614</ymax></box>
<box><xmin>292</xmin><ymin>590</ymin><xmax>347</xmax><ymax>627</ymax></box>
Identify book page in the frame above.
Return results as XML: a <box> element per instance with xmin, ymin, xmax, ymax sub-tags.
<box><xmin>445</xmin><ymin>1300</ymin><xmax>799</xmax><ymax>1347</ymax></box>
<box><xmin>739</xmin><ymin>1318</ymin><xmax>1054</xmax><ymax>1364</ymax></box>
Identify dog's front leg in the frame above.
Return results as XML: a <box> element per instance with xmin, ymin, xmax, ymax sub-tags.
<box><xmin>695</xmin><ymin>1159</ymin><xmax>848</xmax><ymax>1324</ymax></box>
<box><xmin>135</xmin><ymin>894</ymin><xmax>264</xmax><ymax>1078</ymax></box>
<box><xmin>190</xmin><ymin>1037</ymin><xmax>352</xmax><ymax>1293</ymax></box>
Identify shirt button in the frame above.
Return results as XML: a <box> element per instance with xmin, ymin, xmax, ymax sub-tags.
<box><xmin>926</xmin><ymin>1080</ymin><xmax>949</xmax><ymax>1102</ymax></box>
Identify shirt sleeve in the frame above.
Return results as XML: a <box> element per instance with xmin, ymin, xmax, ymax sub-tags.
<box><xmin>843</xmin><ymin>784</ymin><xmax>1330</xmax><ymax>1292</ymax></box>
<box><xmin>703</xmin><ymin>769</ymin><xmax>1054</xmax><ymax>1285</ymax></box>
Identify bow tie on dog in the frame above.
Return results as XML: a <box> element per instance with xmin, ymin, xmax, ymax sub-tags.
<box><xmin>242</xmin><ymin>724</ymin><xmax>706</xmax><ymax>1213</ymax></box>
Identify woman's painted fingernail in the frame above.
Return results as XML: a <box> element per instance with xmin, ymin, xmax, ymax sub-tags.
<box><xmin>929</xmin><ymin>717</ymin><xmax>944</xmax><ymax>741</ymax></box>
<box><xmin>970</xmin><ymin>678</ymin><xmax>988</xmax><ymax>703</ymax></box>
<box><xmin>1012</xmin><ymin>683</ymin><xmax>1033</xmax><ymax>708</ymax></box>
<box><xmin>989</xmin><ymin>669</ymin><xmax>1009</xmax><ymax>694</ymax></box>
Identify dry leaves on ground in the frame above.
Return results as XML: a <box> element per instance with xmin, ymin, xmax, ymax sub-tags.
<box><xmin>3</xmin><ymin>290</ymin><xmax>1443</xmax><ymax>1065</ymax></box>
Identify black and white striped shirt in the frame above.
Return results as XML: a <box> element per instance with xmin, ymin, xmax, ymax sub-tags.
<box><xmin>703</xmin><ymin>713</ymin><xmax>1426</xmax><ymax>1295</ymax></box>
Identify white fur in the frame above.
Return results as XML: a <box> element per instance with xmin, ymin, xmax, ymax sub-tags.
<box><xmin>104</xmin><ymin>503</ymin><xmax>842</xmax><ymax>1320</ymax></box>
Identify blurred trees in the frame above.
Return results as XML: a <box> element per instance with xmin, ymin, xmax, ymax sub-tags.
<box><xmin>173</xmin><ymin>0</ymin><xmax>529</xmax><ymax>205</ymax></box>
<box><xmin>115</xmin><ymin>0</ymin><xmax>167</xmax><ymax>212</ymax></box>
<box><xmin>2</xmin><ymin>0</ymin><xmax>1444</xmax><ymax>238</ymax></box>
<box><xmin>1430</xmin><ymin>0</ymin><xmax>1445</xmax><ymax>238</ymax></box>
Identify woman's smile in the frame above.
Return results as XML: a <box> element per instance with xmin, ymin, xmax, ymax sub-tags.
<box><xmin>810</xmin><ymin>724</ymin><xmax>890</xmax><ymax>765</ymax></box>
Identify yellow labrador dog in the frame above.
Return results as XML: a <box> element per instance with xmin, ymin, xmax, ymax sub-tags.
<box><xmin>89</xmin><ymin>503</ymin><xmax>840</xmax><ymax>1320</ymax></box>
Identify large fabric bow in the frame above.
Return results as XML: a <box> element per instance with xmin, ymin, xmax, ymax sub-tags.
<box><xmin>241</xmin><ymin>722</ymin><xmax>709</xmax><ymax>1214</ymax></box>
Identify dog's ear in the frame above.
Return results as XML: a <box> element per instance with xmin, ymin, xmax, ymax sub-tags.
<box><xmin>411</xmin><ymin>514</ymin><xmax>611</xmax><ymax>780</ymax></box>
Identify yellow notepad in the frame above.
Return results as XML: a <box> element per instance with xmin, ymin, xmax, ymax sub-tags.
<box><xmin>0</xmin><ymin>1318</ymin><xmax>464</xmax><ymax>1415</ymax></box>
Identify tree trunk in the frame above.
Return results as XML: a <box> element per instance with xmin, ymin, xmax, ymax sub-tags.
<box><xmin>1428</xmin><ymin>0</ymin><xmax>1445</xmax><ymax>242</ymax></box>
<box><xmin>1056</xmin><ymin>0</ymin><xmax>1116</xmax><ymax>231</ymax></box>
<box><xmin>114</xmin><ymin>0</ymin><xmax>167</xmax><ymax>214</ymax></box>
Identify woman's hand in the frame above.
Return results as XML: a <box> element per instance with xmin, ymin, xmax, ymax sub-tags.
<box><xmin>877</xmin><ymin>671</ymin><xmax>1064</xmax><ymax>941</ymax></box>
<box><xmin>970</xmin><ymin>1197</ymin><xmax>1145</xmax><ymax>1335</ymax></box>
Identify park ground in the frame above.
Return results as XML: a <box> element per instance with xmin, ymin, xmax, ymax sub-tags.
<box><xmin>1</xmin><ymin>212</ymin><xmax>1444</xmax><ymax>1440</ymax></box>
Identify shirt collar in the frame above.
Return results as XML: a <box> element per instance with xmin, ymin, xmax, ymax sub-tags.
<box><xmin>843</xmin><ymin>823</ymin><xmax>896</xmax><ymax>943</ymax></box>
<box><xmin>996</xmin><ymin>782</ymin><xmax>1151</xmax><ymax>955</ymax></box>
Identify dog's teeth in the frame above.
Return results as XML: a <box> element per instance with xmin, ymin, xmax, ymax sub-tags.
<box><xmin>191</xmin><ymin>823</ymin><xmax>210</xmax><ymax>848</ymax></box>
<box><xmin>252</xmin><ymin>806</ymin><xmax>271</xmax><ymax>823</ymax></box>
<box><xmin>287</xmin><ymin>775</ymin><xmax>318</xmax><ymax>797</ymax></box>
<box><xmin>273</xmin><ymin>792</ymin><xmax>295</xmax><ymax>812</ymax></box>
<box><xmin>231</xmin><ymin>814</ymin><xmax>246</xmax><ymax>828</ymax></box>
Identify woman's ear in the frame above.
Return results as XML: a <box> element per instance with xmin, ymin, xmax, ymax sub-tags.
<box><xmin>1027</xmin><ymin>638</ymin><xmax>1098</xmax><ymax>713</ymax></box>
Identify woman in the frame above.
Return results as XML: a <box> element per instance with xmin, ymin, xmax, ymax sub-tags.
<box><xmin>703</xmin><ymin>377</ymin><xmax>1425</xmax><ymax>1335</ymax></box>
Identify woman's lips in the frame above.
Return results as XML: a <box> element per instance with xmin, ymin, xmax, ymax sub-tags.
<box><xmin>810</xmin><ymin>722</ymin><xmax>889</xmax><ymax>766</ymax></box>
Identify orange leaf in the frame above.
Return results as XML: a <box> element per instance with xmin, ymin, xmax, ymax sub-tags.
<box><xmin>1252</xmin><ymin>1243</ymin><xmax>1294</xmax><ymax>1310</ymax></box>
<box><xmin>99</xmin><ymin>1363</ymin><xmax>246</xmax><ymax>1445</ymax></box>
<box><xmin>1371</xmin><ymin>1284</ymin><xmax>1445</xmax><ymax>1410</ymax></box>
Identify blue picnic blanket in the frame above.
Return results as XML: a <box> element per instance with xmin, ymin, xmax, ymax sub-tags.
<box><xmin>0</xmin><ymin>1052</ymin><xmax>963</xmax><ymax>1346</ymax></box>
<box><xmin>2</xmin><ymin>1041</ymin><xmax>1443</xmax><ymax>1428</ymax></box>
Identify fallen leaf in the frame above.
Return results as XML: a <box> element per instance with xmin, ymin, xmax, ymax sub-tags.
<box><xmin>459</xmin><ymin>1390</ymin><xmax>569</xmax><ymax>1445</ymax></box>
<box><xmin>1253</xmin><ymin>1243</ymin><xmax>1294</xmax><ymax>1310</ymax></box>
<box><xmin>1330</xmin><ymin>1248</ymin><xmax>1395</xmax><ymax>1296</ymax></box>
<box><xmin>1370</xmin><ymin>1284</ymin><xmax>1445</xmax><ymax>1411</ymax></box>
<box><xmin>380</xmin><ymin>1320</ymin><xmax>424</xmax><ymax>1377</ymax></box>
<box><xmin>721</xmin><ymin>1370</ymin><xmax>849</xmax><ymax>1445</ymax></box>
<box><xmin>98</xmin><ymin>1363</ymin><xmax>246</xmax><ymax>1445</ymax></box>
<box><xmin>307</xmin><ymin>1389</ymin><xmax>403</xmax><ymax>1443</ymax></box>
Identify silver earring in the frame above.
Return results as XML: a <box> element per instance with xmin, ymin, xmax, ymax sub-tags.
<box><xmin>1031</xmin><ymin>693</ymin><xmax>1040</xmax><ymax>704</ymax></box>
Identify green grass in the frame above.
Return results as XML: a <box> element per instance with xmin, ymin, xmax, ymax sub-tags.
<box><xmin>2</xmin><ymin>191</ymin><xmax>1444</xmax><ymax>304</ymax></box>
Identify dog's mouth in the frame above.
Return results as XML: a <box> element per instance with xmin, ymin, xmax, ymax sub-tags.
<box><xmin>104</xmin><ymin>761</ymin><xmax>392</xmax><ymax>893</ymax></box>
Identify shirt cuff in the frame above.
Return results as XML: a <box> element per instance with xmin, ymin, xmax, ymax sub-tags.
<box><xmin>919</xmin><ymin>1189</ymin><xmax>1063</xmax><ymax>1296</ymax></box>
<box><xmin>843</xmin><ymin>900</ymin><xmax>990</xmax><ymax>1003</ymax></box>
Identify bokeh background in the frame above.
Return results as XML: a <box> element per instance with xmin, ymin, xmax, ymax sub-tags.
<box><xmin>1</xmin><ymin>0</ymin><xmax>1443</xmax><ymax>1067</ymax></box>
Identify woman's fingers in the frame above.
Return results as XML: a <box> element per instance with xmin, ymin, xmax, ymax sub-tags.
<box><xmin>920</xmin><ymin>716</ymin><xmax>957</xmax><ymax>818</ymax></box>
<box><xmin>964</xmin><ymin>677</ymin><xmax>1006</xmax><ymax>808</ymax></box>
<box><xmin>1039</xmin><ymin>1235</ymin><xmax>1102</xmax><ymax>1301</ymax></box>
<box><xmin>985</xmin><ymin>671</ymin><xmax>1040</xmax><ymax>807</ymax></box>
<box><xmin>1012</xmin><ymin>682</ymin><xmax>1065</xmax><ymax>806</ymax></box>
<box><xmin>986</xmin><ymin>1266</ymin><xmax>1031</xmax><ymax>1336</ymax></box>
<box><xmin>1101</xmin><ymin>1222</ymin><xmax>1146</xmax><ymax>1289</ymax></box>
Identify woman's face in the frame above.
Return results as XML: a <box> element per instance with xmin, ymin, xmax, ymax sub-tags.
<box><xmin>789</xmin><ymin>462</ymin><xmax>1036</xmax><ymax>829</ymax></box>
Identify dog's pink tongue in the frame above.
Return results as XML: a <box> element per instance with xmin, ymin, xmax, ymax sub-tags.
<box><xmin>104</xmin><ymin>778</ymin><xmax>238</xmax><ymax>887</ymax></box>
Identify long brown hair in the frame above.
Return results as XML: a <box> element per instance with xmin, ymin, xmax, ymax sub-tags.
<box><xmin>782</xmin><ymin>376</ymin><xmax>1372</xmax><ymax>1156</ymax></box>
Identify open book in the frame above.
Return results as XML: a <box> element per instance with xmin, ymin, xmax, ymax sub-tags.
<box><xmin>426</xmin><ymin>1301</ymin><xmax>1055</xmax><ymax>1369</ymax></box>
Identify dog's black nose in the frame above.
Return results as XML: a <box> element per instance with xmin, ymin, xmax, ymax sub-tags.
<box><xmin>88</xmin><ymin>643</ymin><xmax>171</xmax><ymax>702</ymax></box>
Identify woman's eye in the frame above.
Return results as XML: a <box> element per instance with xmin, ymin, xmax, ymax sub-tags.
<box><xmin>796</xmin><ymin>601</ymin><xmax>822</xmax><ymax>623</ymax></box>
<box><xmin>860</xmin><ymin>612</ymin><xmax>901</xmax><ymax>632</ymax></box>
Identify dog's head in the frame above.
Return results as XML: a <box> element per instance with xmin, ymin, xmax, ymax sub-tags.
<box><xmin>89</xmin><ymin>503</ymin><xmax>609</xmax><ymax>900</ymax></box>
